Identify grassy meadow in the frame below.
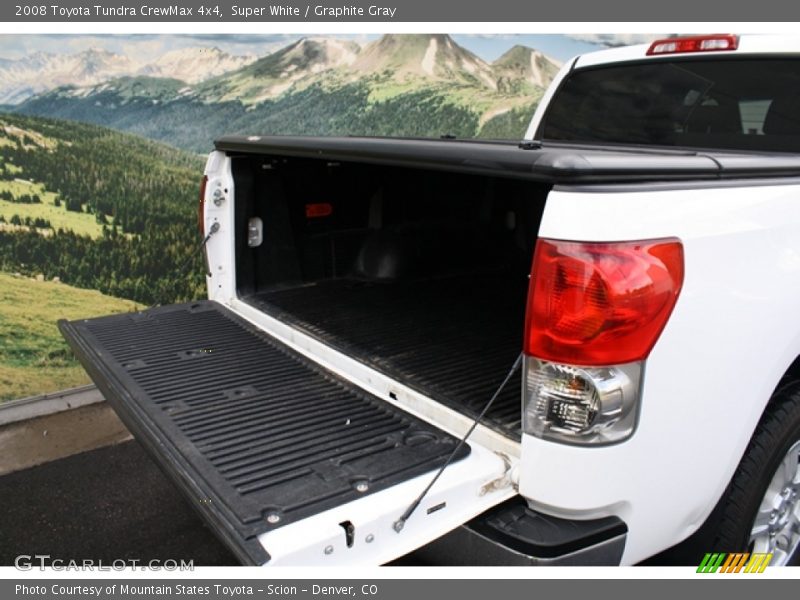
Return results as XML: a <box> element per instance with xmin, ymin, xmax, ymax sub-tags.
<box><xmin>0</xmin><ymin>272</ymin><xmax>138</xmax><ymax>402</ymax></box>
<box><xmin>0</xmin><ymin>178</ymin><xmax>103</xmax><ymax>238</ymax></box>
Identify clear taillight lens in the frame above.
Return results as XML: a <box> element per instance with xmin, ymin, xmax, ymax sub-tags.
<box><xmin>522</xmin><ymin>357</ymin><xmax>642</xmax><ymax>445</ymax></box>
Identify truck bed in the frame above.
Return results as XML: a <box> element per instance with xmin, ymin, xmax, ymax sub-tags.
<box><xmin>246</xmin><ymin>270</ymin><xmax>527</xmax><ymax>439</ymax></box>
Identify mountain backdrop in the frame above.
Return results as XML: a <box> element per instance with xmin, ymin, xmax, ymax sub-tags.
<box><xmin>0</xmin><ymin>46</ymin><xmax>257</xmax><ymax>105</ymax></box>
<box><xmin>0</xmin><ymin>112</ymin><xmax>206</xmax><ymax>400</ymax></box>
<box><xmin>0</xmin><ymin>113</ymin><xmax>204</xmax><ymax>304</ymax></box>
<box><xmin>12</xmin><ymin>35</ymin><xmax>561</xmax><ymax>151</ymax></box>
<box><xmin>0</xmin><ymin>34</ymin><xmax>564</xmax><ymax>401</ymax></box>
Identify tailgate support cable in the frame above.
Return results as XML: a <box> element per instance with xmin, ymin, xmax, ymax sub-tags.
<box><xmin>393</xmin><ymin>352</ymin><xmax>523</xmax><ymax>533</ymax></box>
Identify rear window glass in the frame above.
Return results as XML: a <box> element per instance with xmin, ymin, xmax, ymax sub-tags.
<box><xmin>539</xmin><ymin>58</ymin><xmax>800</xmax><ymax>152</ymax></box>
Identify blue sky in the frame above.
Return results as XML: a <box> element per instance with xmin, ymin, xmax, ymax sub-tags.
<box><xmin>0</xmin><ymin>33</ymin><xmax>657</xmax><ymax>63</ymax></box>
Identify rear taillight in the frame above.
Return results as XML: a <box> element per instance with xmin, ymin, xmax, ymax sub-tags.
<box><xmin>525</xmin><ymin>238</ymin><xmax>684</xmax><ymax>366</ymax></box>
<box><xmin>647</xmin><ymin>35</ymin><xmax>738</xmax><ymax>56</ymax></box>
<box><xmin>522</xmin><ymin>238</ymin><xmax>684</xmax><ymax>445</ymax></box>
<box><xmin>198</xmin><ymin>175</ymin><xmax>208</xmax><ymax>236</ymax></box>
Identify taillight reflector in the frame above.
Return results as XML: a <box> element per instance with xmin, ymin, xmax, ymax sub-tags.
<box><xmin>305</xmin><ymin>203</ymin><xmax>333</xmax><ymax>218</ymax></box>
<box><xmin>525</xmin><ymin>238</ymin><xmax>684</xmax><ymax>366</ymax></box>
<box><xmin>198</xmin><ymin>175</ymin><xmax>208</xmax><ymax>236</ymax></box>
<box><xmin>647</xmin><ymin>35</ymin><xmax>738</xmax><ymax>56</ymax></box>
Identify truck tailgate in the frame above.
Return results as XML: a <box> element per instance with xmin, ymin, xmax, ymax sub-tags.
<box><xmin>59</xmin><ymin>301</ymin><xmax>514</xmax><ymax>565</ymax></box>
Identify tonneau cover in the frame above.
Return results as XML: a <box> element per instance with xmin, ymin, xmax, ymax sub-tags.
<box><xmin>214</xmin><ymin>135</ymin><xmax>800</xmax><ymax>183</ymax></box>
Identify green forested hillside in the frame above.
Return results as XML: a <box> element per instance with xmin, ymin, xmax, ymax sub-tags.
<box><xmin>18</xmin><ymin>80</ymin><xmax>529</xmax><ymax>153</ymax></box>
<box><xmin>479</xmin><ymin>102</ymin><xmax>541</xmax><ymax>139</ymax></box>
<box><xmin>0</xmin><ymin>114</ymin><xmax>206</xmax><ymax>305</ymax></box>
<box><xmin>16</xmin><ymin>35</ymin><xmax>552</xmax><ymax>152</ymax></box>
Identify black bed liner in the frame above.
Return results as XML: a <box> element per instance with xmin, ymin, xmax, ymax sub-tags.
<box><xmin>59</xmin><ymin>301</ymin><xmax>468</xmax><ymax>565</ymax></box>
<box><xmin>215</xmin><ymin>135</ymin><xmax>800</xmax><ymax>183</ymax></box>
<box><xmin>247</xmin><ymin>271</ymin><xmax>526</xmax><ymax>439</ymax></box>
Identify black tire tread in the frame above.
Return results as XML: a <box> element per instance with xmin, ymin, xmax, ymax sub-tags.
<box><xmin>710</xmin><ymin>381</ymin><xmax>800</xmax><ymax>554</ymax></box>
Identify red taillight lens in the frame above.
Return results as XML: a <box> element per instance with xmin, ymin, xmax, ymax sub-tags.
<box><xmin>305</xmin><ymin>202</ymin><xmax>333</xmax><ymax>218</ymax></box>
<box><xmin>647</xmin><ymin>35</ymin><xmax>738</xmax><ymax>56</ymax></box>
<box><xmin>525</xmin><ymin>238</ymin><xmax>684</xmax><ymax>366</ymax></box>
<box><xmin>198</xmin><ymin>175</ymin><xmax>208</xmax><ymax>236</ymax></box>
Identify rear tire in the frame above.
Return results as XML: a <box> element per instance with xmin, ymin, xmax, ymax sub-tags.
<box><xmin>709</xmin><ymin>382</ymin><xmax>800</xmax><ymax>566</ymax></box>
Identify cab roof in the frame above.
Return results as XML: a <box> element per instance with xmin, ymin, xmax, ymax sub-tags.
<box><xmin>575</xmin><ymin>34</ymin><xmax>800</xmax><ymax>68</ymax></box>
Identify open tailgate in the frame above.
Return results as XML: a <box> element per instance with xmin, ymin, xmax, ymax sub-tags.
<box><xmin>59</xmin><ymin>301</ymin><xmax>515</xmax><ymax>565</ymax></box>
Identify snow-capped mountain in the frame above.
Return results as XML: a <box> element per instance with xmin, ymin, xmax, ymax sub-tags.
<box><xmin>138</xmin><ymin>47</ymin><xmax>256</xmax><ymax>84</ymax></box>
<box><xmin>194</xmin><ymin>35</ymin><xmax>559</xmax><ymax>105</ymax></box>
<box><xmin>0</xmin><ymin>47</ymin><xmax>256</xmax><ymax>104</ymax></box>
<box><xmin>0</xmin><ymin>49</ymin><xmax>136</xmax><ymax>104</ymax></box>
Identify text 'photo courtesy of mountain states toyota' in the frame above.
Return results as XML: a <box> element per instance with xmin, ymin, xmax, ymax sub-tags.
<box><xmin>59</xmin><ymin>34</ymin><xmax>800</xmax><ymax>566</ymax></box>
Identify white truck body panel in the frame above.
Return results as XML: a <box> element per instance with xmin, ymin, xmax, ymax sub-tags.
<box><xmin>522</xmin><ymin>182</ymin><xmax>800</xmax><ymax>563</ymax></box>
<box><xmin>257</xmin><ymin>443</ymin><xmax>514</xmax><ymax>566</ymax></box>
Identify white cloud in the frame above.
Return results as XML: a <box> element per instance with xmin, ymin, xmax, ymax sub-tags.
<box><xmin>0</xmin><ymin>34</ymin><xmax>288</xmax><ymax>62</ymax></box>
<box><xmin>565</xmin><ymin>34</ymin><xmax>663</xmax><ymax>48</ymax></box>
<box><xmin>119</xmin><ymin>39</ymin><xmax>170</xmax><ymax>64</ymax></box>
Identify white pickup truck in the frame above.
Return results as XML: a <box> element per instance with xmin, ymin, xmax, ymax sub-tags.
<box><xmin>60</xmin><ymin>34</ymin><xmax>800</xmax><ymax>566</ymax></box>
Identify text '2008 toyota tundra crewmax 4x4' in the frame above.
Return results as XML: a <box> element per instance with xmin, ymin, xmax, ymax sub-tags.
<box><xmin>60</xmin><ymin>34</ymin><xmax>800</xmax><ymax>566</ymax></box>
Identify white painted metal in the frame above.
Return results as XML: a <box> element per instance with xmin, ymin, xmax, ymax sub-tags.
<box><xmin>203</xmin><ymin>151</ymin><xmax>237</xmax><ymax>303</ymax></box>
<box><xmin>575</xmin><ymin>34</ymin><xmax>800</xmax><ymax>68</ymax></box>
<box><xmin>257</xmin><ymin>443</ymin><xmax>515</xmax><ymax>566</ymax></box>
<box><xmin>523</xmin><ymin>181</ymin><xmax>800</xmax><ymax>564</ymax></box>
